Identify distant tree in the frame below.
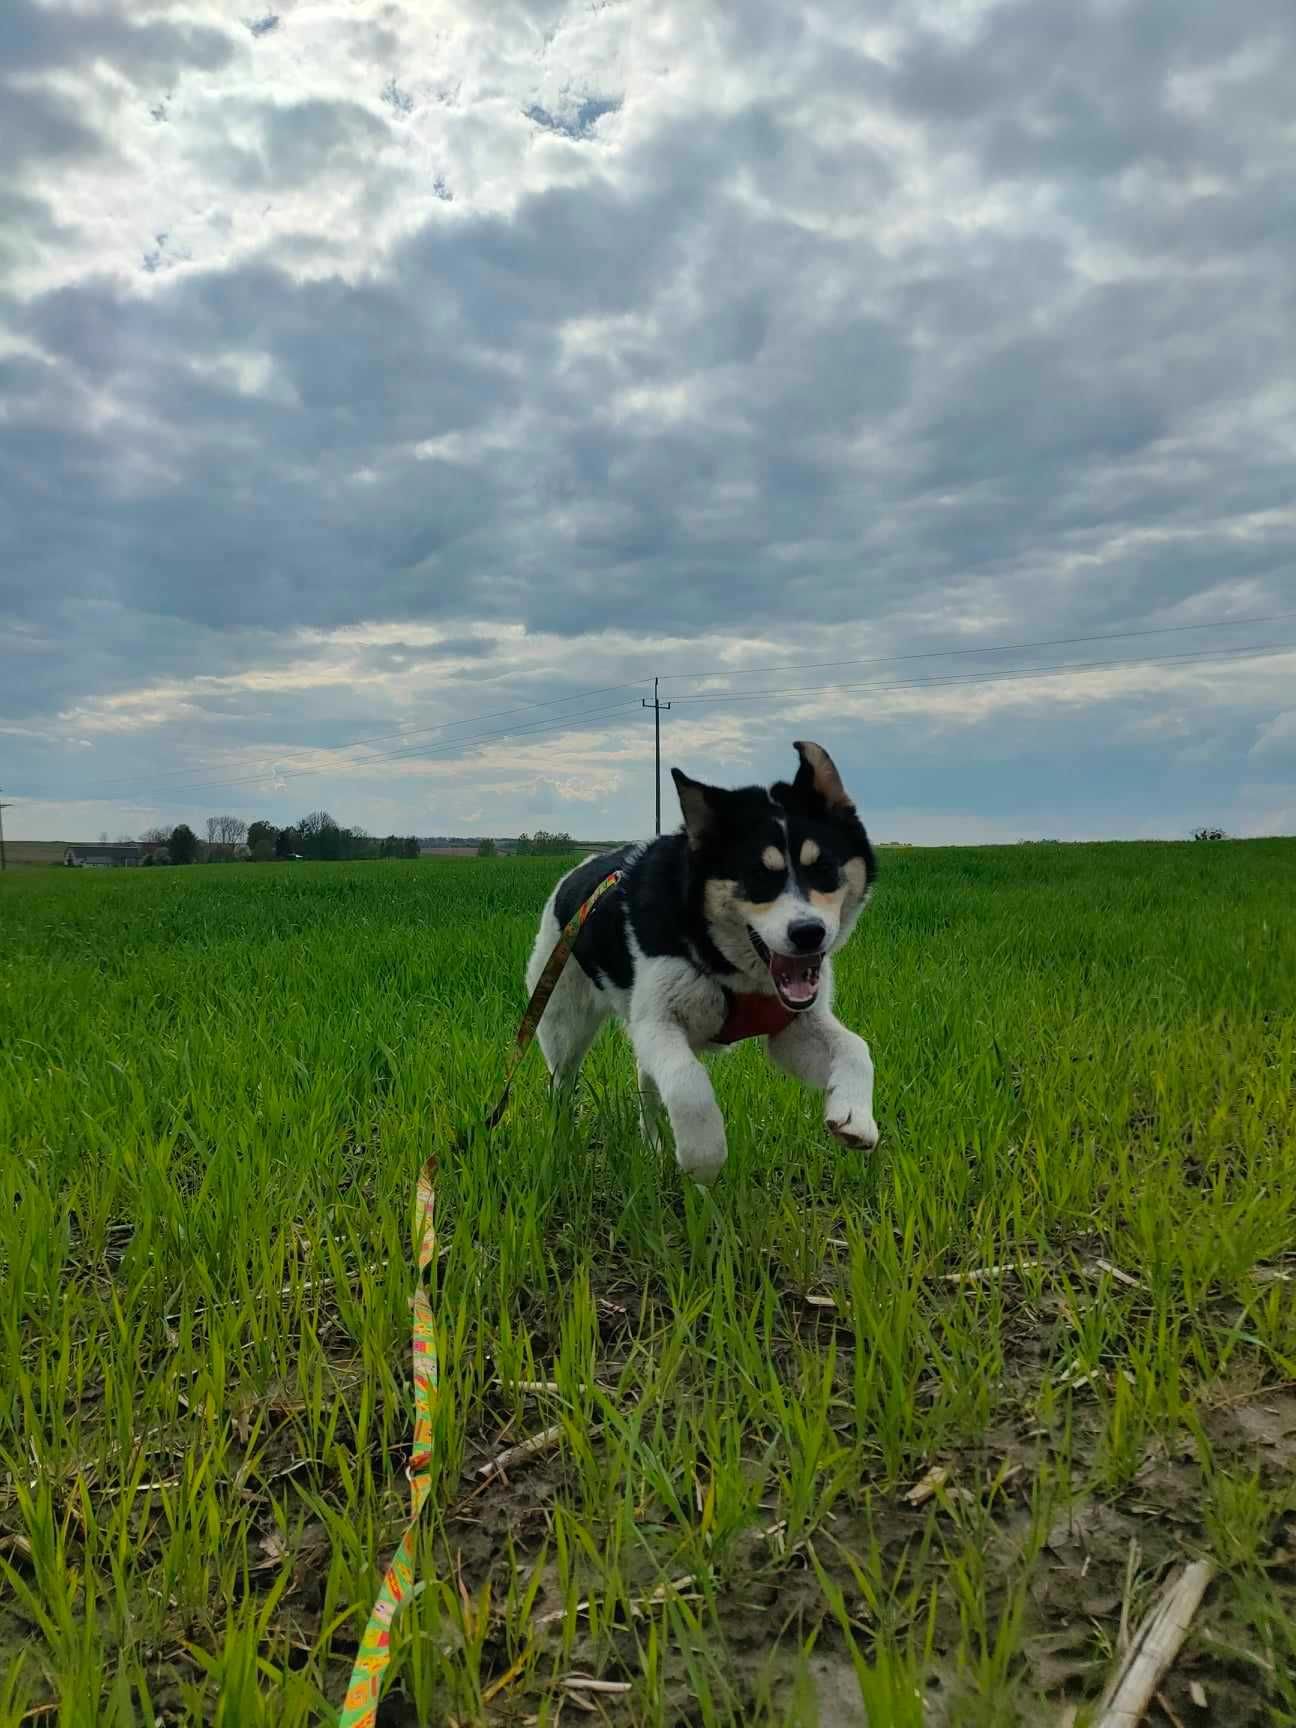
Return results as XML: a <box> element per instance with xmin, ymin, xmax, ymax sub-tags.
<box><xmin>168</xmin><ymin>823</ymin><xmax>198</xmax><ymax>865</ymax></box>
<box><xmin>529</xmin><ymin>829</ymin><xmax>575</xmax><ymax>855</ymax></box>
<box><xmin>477</xmin><ymin>836</ymin><xmax>497</xmax><ymax>858</ymax></box>
<box><xmin>139</xmin><ymin>825</ymin><xmax>171</xmax><ymax>863</ymax></box>
<box><xmin>515</xmin><ymin>833</ymin><xmax>532</xmax><ymax>856</ymax></box>
<box><xmin>1192</xmin><ymin>826</ymin><xmax>1228</xmax><ymax>841</ymax></box>
<box><xmin>275</xmin><ymin>826</ymin><xmax>302</xmax><ymax>859</ymax></box>
<box><xmin>378</xmin><ymin>834</ymin><xmax>421</xmax><ymax>859</ymax></box>
<box><xmin>248</xmin><ymin>820</ymin><xmax>278</xmax><ymax>863</ymax></box>
<box><xmin>206</xmin><ymin>815</ymin><xmax>247</xmax><ymax>850</ymax></box>
<box><xmin>337</xmin><ymin>826</ymin><xmax>376</xmax><ymax>861</ymax></box>
<box><xmin>293</xmin><ymin>811</ymin><xmax>336</xmax><ymax>860</ymax></box>
<box><xmin>99</xmin><ymin>830</ymin><xmax>109</xmax><ymax>844</ymax></box>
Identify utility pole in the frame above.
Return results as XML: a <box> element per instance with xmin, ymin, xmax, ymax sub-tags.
<box><xmin>0</xmin><ymin>794</ymin><xmax>11</xmax><ymax>872</ymax></box>
<box><xmin>642</xmin><ymin>678</ymin><xmax>671</xmax><ymax>835</ymax></box>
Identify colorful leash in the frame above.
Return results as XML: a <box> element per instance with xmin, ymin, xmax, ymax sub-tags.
<box><xmin>338</xmin><ymin>869</ymin><xmax>623</xmax><ymax>1725</ymax></box>
<box><xmin>337</xmin><ymin>1159</ymin><xmax>438</xmax><ymax>1728</ymax></box>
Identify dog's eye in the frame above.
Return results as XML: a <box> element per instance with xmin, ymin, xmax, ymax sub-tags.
<box><xmin>746</xmin><ymin>862</ymin><xmax>785</xmax><ymax>903</ymax></box>
<box><xmin>803</xmin><ymin>855</ymin><xmax>840</xmax><ymax>893</ymax></box>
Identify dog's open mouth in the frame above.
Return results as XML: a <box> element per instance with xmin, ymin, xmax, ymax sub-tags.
<box><xmin>748</xmin><ymin>928</ymin><xmax>821</xmax><ymax>1011</ymax></box>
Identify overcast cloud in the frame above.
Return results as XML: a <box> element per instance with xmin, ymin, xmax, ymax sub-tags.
<box><xmin>2</xmin><ymin>0</ymin><xmax>1294</xmax><ymax>845</ymax></box>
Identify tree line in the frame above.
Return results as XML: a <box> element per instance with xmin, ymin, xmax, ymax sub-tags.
<box><xmin>513</xmin><ymin>831</ymin><xmax>576</xmax><ymax>855</ymax></box>
<box><xmin>476</xmin><ymin>831</ymin><xmax>576</xmax><ymax>857</ymax></box>
<box><xmin>132</xmin><ymin>815</ymin><xmax>580</xmax><ymax>865</ymax></box>
<box><xmin>136</xmin><ymin>813</ymin><xmax>420</xmax><ymax>865</ymax></box>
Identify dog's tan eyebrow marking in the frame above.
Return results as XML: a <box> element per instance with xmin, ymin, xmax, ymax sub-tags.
<box><xmin>844</xmin><ymin>856</ymin><xmax>868</xmax><ymax>895</ymax></box>
<box><xmin>761</xmin><ymin>844</ymin><xmax>785</xmax><ymax>871</ymax></box>
<box><xmin>800</xmin><ymin>838</ymin><xmax>820</xmax><ymax>867</ymax></box>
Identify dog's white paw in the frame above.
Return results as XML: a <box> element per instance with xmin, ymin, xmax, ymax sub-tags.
<box><xmin>826</xmin><ymin>1086</ymin><xmax>879</xmax><ymax>1151</ymax></box>
<box><xmin>674</xmin><ymin>1136</ymin><xmax>728</xmax><ymax>1185</ymax></box>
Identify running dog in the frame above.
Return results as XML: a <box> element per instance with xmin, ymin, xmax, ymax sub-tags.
<box><xmin>525</xmin><ymin>740</ymin><xmax>879</xmax><ymax>1183</ymax></box>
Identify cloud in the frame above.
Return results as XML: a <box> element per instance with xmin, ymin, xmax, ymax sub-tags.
<box><xmin>1</xmin><ymin>0</ymin><xmax>1293</xmax><ymax>844</ymax></box>
<box><xmin>194</xmin><ymin>97</ymin><xmax>395</xmax><ymax>191</ymax></box>
<box><xmin>1250</xmin><ymin>711</ymin><xmax>1296</xmax><ymax>760</ymax></box>
<box><xmin>0</xmin><ymin>0</ymin><xmax>235</xmax><ymax>82</ymax></box>
<box><xmin>0</xmin><ymin>85</ymin><xmax>108</xmax><ymax>171</ymax></box>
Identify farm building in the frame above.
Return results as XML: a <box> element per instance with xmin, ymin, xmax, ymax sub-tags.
<box><xmin>64</xmin><ymin>843</ymin><xmax>145</xmax><ymax>868</ymax></box>
<box><xmin>2</xmin><ymin>841</ymin><xmax>69</xmax><ymax>868</ymax></box>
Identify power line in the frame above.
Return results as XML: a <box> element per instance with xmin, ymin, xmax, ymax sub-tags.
<box><xmin>43</xmin><ymin>638</ymin><xmax>1291</xmax><ymax>815</ymax></box>
<box><xmin>19</xmin><ymin>615</ymin><xmax>1295</xmax><ymax>825</ymax></box>
<box><xmin>81</xmin><ymin>676</ymin><xmax>652</xmax><ymax>793</ymax></box>
<box><xmin>657</xmin><ymin>609</ymin><xmax>1296</xmax><ymax>686</ymax></box>
<box><xmin>88</xmin><ymin>698</ymin><xmax>646</xmax><ymax>807</ymax></box>
<box><xmin>666</xmin><ymin>640</ymin><xmax>1295</xmax><ymax>706</ymax></box>
<box><xmin>70</xmin><ymin>608</ymin><xmax>1293</xmax><ymax>796</ymax></box>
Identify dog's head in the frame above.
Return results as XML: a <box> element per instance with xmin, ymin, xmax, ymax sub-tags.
<box><xmin>671</xmin><ymin>740</ymin><xmax>876</xmax><ymax>1013</ymax></box>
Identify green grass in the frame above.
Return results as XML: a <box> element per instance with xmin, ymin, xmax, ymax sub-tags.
<box><xmin>2</xmin><ymin>842</ymin><xmax>1295</xmax><ymax>1726</ymax></box>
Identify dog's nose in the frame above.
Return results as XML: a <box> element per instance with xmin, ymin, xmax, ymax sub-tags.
<box><xmin>787</xmin><ymin>917</ymin><xmax>826</xmax><ymax>954</ymax></box>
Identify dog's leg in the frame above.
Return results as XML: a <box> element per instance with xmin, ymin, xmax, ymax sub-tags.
<box><xmin>769</xmin><ymin>1008</ymin><xmax>879</xmax><ymax>1151</ymax></box>
<box><xmin>534</xmin><ymin>959</ymin><xmax>608</xmax><ymax>1095</ymax></box>
<box><xmin>526</xmin><ymin>894</ymin><xmax>606</xmax><ymax>1096</ymax></box>
<box><xmin>637</xmin><ymin>1064</ymin><xmax>667</xmax><ymax>1150</ymax></box>
<box><xmin>631</xmin><ymin>1018</ymin><xmax>727</xmax><ymax>1183</ymax></box>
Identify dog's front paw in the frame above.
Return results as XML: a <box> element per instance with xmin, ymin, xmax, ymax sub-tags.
<box><xmin>826</xmin><ymin>1086</ymin><xmax>879</xmax><ymax>1151</ymax></box>
<box><xmin>674</xmin><ymin>1132</ymin><xmax>728</xmax><ymax>1186</ymax></box>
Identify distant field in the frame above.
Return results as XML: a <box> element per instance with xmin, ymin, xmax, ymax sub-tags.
<box><xmin>2</xmin><ymin>843</ymin><xmax>1295</xmax><ymax>1726</ymax></box>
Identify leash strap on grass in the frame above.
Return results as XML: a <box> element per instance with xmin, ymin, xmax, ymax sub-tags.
<box><xmin>338</xmin><ymin>1160</ymin><xmax>438</xmax><ymax>1728</ymax></box>
<box><xmin>339</xmin><ymin>871</ymin><xmax>621</xmax><ymax>1724</ymax></box>
<box><xmin>485</xmin><ymin>869</ymin><xmax>623</xmax><ymax>1129</ymax></box>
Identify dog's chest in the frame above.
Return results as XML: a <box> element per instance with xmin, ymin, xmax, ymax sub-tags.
<box><xmin>627</xmin><ymin>952</ymin><xmax>730</xmax><ymax>1046</ymax></box>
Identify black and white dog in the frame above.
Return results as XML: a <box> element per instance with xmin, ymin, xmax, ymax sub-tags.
<box><xmin>526</xmin><ymin>740</ymin><xmax>879</xmax><ymax>1183</ymax></box>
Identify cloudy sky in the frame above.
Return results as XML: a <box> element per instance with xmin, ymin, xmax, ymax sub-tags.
<box><xmin>2</xmin><ymin>0</ymin><xmax>1294</xmax><ymax>846</ymax></box>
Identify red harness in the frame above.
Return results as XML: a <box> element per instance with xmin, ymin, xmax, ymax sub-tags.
<box><xmin>713</xmin><ymin>990</ymin><xmax>798</xmax><ymax>1046</ymax></box>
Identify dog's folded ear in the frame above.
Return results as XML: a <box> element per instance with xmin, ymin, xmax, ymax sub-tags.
<box><xmin>773</xmin><ymin>741</ymin><xmax>856</xmax><ymax>817</ymax></box>
<box><xmin>671</xmin><ymin>769</ymin><xmax>722</xmax><ymax>849</ymax></box>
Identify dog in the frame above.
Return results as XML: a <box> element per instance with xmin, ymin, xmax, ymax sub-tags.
<box><xmin>525</xmin><ymin>740</ymin><xmax>879</xmax><ymax>1183</ymax></box>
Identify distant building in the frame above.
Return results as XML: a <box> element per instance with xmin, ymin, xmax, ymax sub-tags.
<box><xmin>3</xmin><ymin>841</ymin><xmax>69</xmax><ymax>868</ymax></box>
<box><xmin>64</xmin><ymin>843</ymin><xmax>144</xmax><ymax>869</ymax></box>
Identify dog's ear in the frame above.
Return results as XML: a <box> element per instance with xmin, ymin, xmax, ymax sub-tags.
<box><xmin>671</xmin><ymin>769</ymin><xmax>721</xmax><ymax>849</ymax></box>
<box><xmin>779</xmin><ymin>740</ymin><xmax>856</xmax><ymax>816</ymax></box>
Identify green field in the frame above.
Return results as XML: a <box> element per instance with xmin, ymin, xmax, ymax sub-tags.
<box><xmin>3</xmin><ymin>843</ymin><xmax>1296</xmax><ymax>1726</ymax></box>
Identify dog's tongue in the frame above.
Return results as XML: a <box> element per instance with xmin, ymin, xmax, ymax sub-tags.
<box><xmin>769</xmin><ymin>951</ymin><xmax>819</xmax><ymax>1004</ymax></box>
